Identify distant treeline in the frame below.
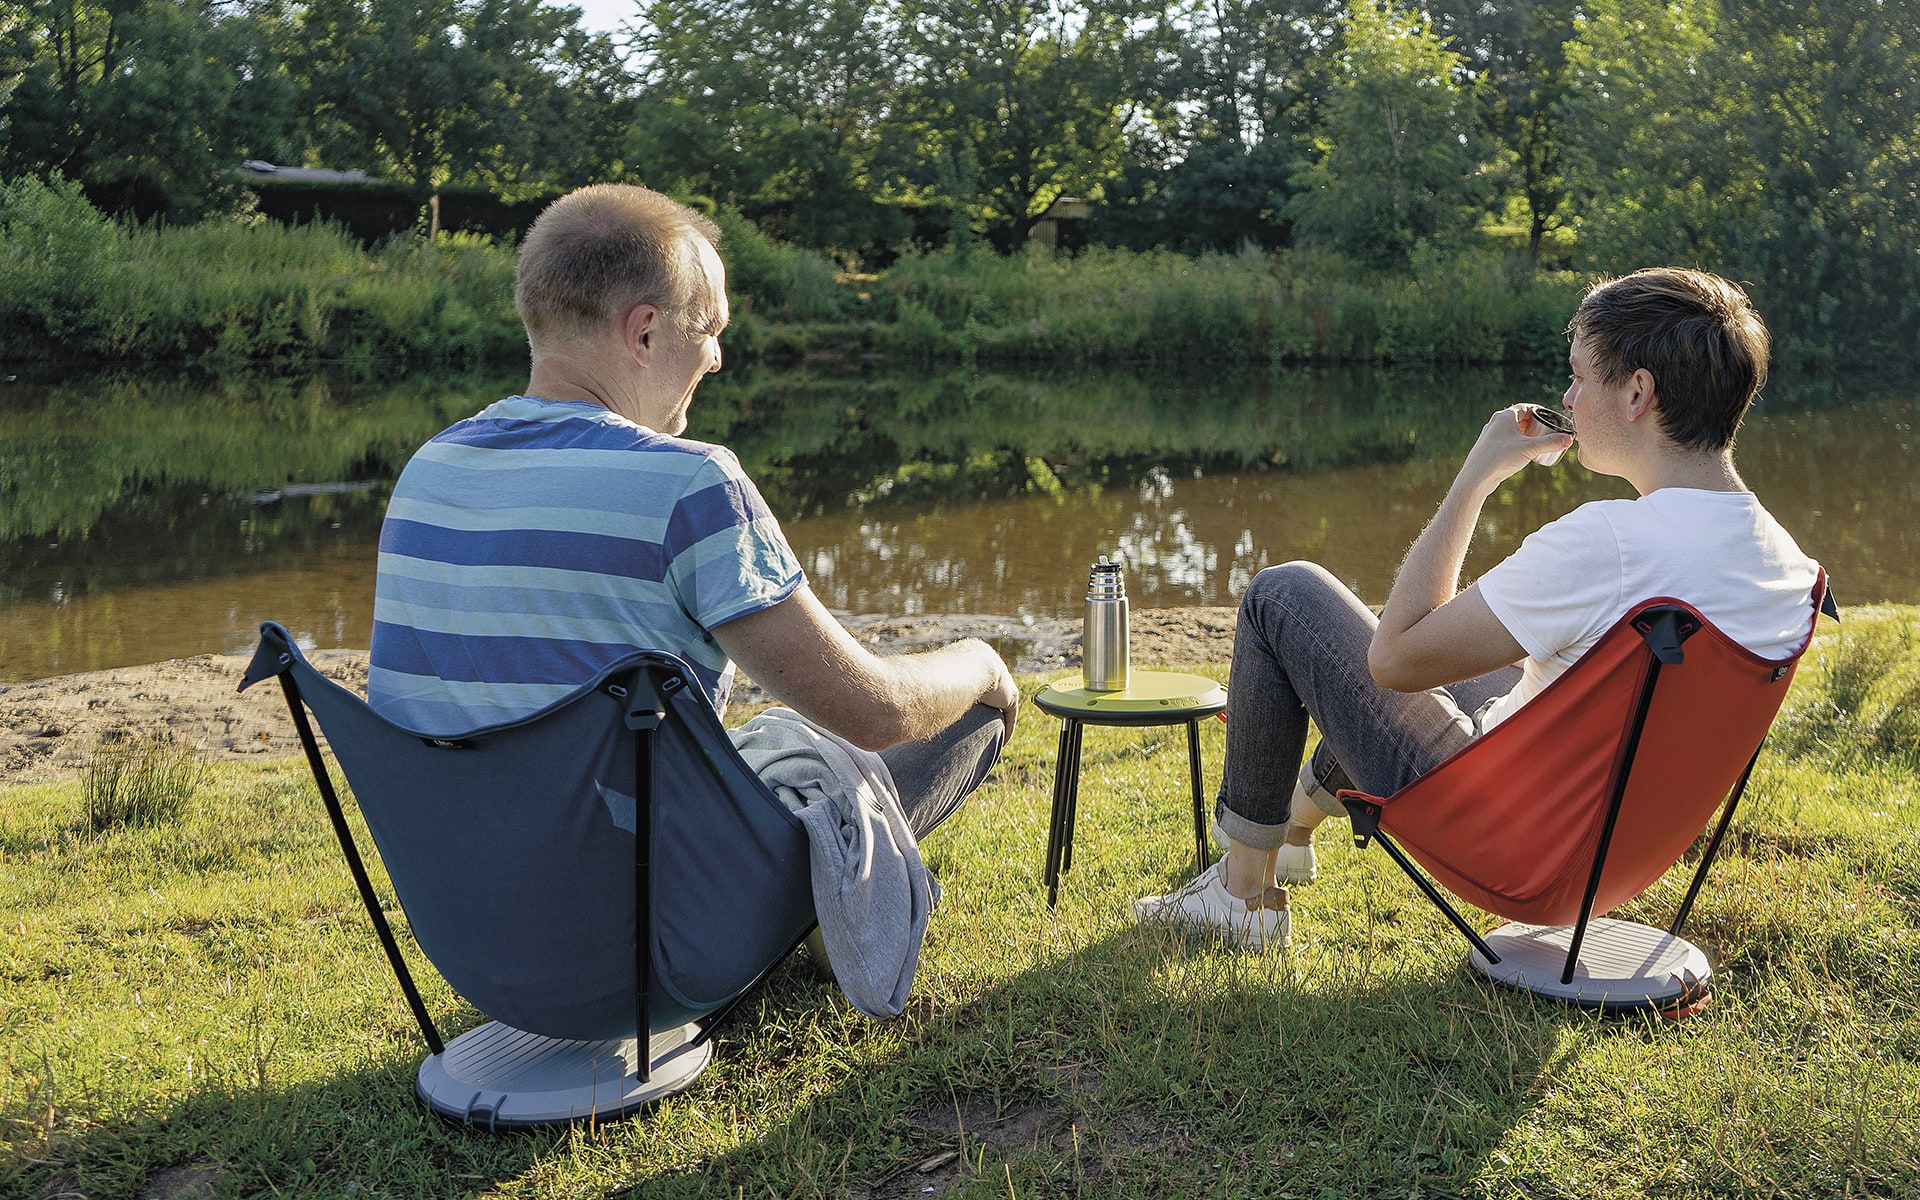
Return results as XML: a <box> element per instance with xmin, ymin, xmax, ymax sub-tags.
<box><xmin>1</xmin><ymin>0</ymin><xmax>1915</xmax><ymax>365</ymax></box>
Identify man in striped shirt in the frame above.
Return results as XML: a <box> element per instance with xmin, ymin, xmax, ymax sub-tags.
<box><xmin>369</xmin><ymin>184</ymin><xmax>1018</xmax><ymax>838</ymax></box>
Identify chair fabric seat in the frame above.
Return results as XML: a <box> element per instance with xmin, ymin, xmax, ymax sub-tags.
<box><xmin>1342</xmin><ymin>588</ymin><xmax>1821</xmax><ymax>928</ymax></box>
<box><xmin>243</xmin><ymin>623</ymin><xmax>816</xmax><ymax>1041</ymax></box>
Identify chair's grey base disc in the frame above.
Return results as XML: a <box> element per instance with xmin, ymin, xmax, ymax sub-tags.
<box><xmin>1470</xmin><ymin>918</ymin><xmax>1712</xmax><ymax>1013</ymax></box>
<box><xmin>417</xmin><ymin>1021</ymin><xmax>711</xmax><ymax>1129</ymax></box>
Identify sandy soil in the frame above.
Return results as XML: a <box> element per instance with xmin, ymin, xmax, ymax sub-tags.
<box><xmin>0</xmin><ymin>608</ymin><xmax>1237</xmax><ymax>786</ymax></box>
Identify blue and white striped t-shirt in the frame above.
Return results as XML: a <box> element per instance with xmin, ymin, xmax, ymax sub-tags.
<box><xmin>367</xmin><ymin>395</ymin><xmax>804</xmax><ymax>735</ymax></box>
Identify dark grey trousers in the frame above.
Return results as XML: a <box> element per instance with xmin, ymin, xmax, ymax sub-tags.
<box><xmin>1215</xmin><ymin>562</ymin><xmax>1521</xmax><ymax>851</ymax></box>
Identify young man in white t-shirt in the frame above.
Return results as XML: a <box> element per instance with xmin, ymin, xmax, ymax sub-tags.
<box><xmin>1135</xmin><ymin>267</ymin><xmax>1820</xmax><ymax>949</ymax></box>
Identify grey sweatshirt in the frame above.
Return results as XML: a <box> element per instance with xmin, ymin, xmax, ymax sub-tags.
<box><xmin>728</xmin><ymin>708</ymin><xmax>937</xmax><ymax>1018</ymax></box>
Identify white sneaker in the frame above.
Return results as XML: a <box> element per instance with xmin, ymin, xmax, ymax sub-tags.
<box><xmin>1275</xmin><ymin>838</ymin><xmax>1318</xmax><ymax>884</ymax></box>
<box><xmin>1132</xmin><ymin>862</ymin><xmax>1291</xmax><ymax>949</ymax></box>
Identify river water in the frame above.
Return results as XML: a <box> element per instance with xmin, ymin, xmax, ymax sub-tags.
<box><xmin>0</xmin><ymin>362</ymin><xmax>1911</xmax><ymax>682</ymax></box>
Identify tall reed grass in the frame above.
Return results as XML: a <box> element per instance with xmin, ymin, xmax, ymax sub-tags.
<box><xmin>81</xmin><ymin>729</ymin><xmax>204</xmax><ymax>832</ymax></box>
<box><xmin>873</xmin><ymin>243</ymin><xmax>1585</xmax><ymax>366</ymax></box>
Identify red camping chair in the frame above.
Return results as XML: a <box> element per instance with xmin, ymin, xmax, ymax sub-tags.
<box><xmin>1339</xmin><ymin>573</ymin><xmax>1831</xmax><ymax>1015</ymax></box>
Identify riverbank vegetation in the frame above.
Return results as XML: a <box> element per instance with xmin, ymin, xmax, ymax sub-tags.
<box><xmin>0</xmin><ymin>175</ymin><xmax>1588</xmax><ymax>369</ymax></box>
<box><xmin>3</xmin><ymin>609</ymin><xmax>1916</xmax><ymax>1196</ymax></box>
<box><xmin>4</xmin><ymin>0</ymin><xmax>1915</xmax><ymax>369</ymax></box>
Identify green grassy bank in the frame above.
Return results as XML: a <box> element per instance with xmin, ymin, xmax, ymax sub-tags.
<box><xmin>3</xmin><ymin>608</ymin><xmax>1916</xmax><ymax>1197</ymax></box>
<box><xmin>3</xmin><ymin>175</ymin><xmax>1582</xmax><ymax>372</ymax></box>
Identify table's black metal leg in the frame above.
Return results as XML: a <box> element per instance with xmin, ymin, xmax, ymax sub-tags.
<box><xmin>1186</xmin><ymin>717</ymin><xmax>1211</xmax><ymax>875</ymax></box>
<box><xmin>1059</xmin><ymin>721</ymin><xmax>1086</xmax><ymax>879</ymax></box>
<box><xmin>1044</xmin><ymin>718</ymin><xmax>1075</xmax><ymax>908</ymax></box>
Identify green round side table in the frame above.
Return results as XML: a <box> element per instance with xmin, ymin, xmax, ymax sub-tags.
<box><xmin>1033</xmin><ymin>671</ymin><xmax>1228</xmax><ymax>908</ymax></box>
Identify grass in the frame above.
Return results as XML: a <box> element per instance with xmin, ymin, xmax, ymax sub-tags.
<box><xmin>2</xmin><ymin>619</ymin><xmax>1918</xmax><ymax>1198</ymax></box>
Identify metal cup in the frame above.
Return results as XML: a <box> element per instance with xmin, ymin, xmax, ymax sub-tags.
<box><xmin>1528</xmin><ymin>405</ymin><xmax>1575</xmax><ymax>466</ymax></box>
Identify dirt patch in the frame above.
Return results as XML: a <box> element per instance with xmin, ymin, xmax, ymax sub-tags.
<box><xmin>0</xmin><ymin>608</ymin><xmax>1235</xmax><ymax>787</ymax></box>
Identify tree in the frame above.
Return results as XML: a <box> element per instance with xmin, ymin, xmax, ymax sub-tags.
<box><xmin>0</xmin><ymin>0</ymin><xmax>295</xmax><ymax>220</ymax></box>
<box><xmin>1425</xmin><ymin>0</ymin><xmax>1577</xmax><ymax>263</ymax></box>
<box><xmin>1096</xmin><ymin>0</ymin><xmax>1337</xmax><ymax>252</ymax></box>
<box><xmin>630</xmin><ymin>0</ymin><xmax>910</xmax><ymax>256</ymax></box>
<box><xmin>1563</xmin><ymin>0</ymin><xmax>1920</xmax><ymax>364</ymax></box>
<box><xmin>898</xmin><ymin>0</ymin><xmax>1160</xmax><ymax>247</ymax></box>
<box><xmin>1288</xmin><ymin>0</ymin><xmax>1488</xmax><ymax>267</ymax></box>
<box><xmin>293</xmin><ymin>0</ymin><xmax>633</xmax><ymax>207</ymax></box>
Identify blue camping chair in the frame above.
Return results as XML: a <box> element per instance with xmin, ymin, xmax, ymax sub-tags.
<box><xmin>240</xmin><ymin>622</ymin><xmax>816</xmax><ymax>1129</ymax></box>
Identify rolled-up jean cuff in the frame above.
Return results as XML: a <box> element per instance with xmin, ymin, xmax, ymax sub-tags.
<box><xmin>1299</xmin><ymin>760</ymin><xmax>1351</xmax><ymax>820</ymax></box>
<box><xmin>1212</xmin><ymin>802</ymin><xmax>1287</xmax><ymax>852</ymax></box>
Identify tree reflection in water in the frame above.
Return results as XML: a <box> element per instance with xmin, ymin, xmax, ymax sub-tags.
<box><xmin>0</xmin><ymin>363</ymin><xmax>1911</xmax><ymax>680</ymax></box>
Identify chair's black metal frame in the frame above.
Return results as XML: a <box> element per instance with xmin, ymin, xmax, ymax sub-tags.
<box><xmin>1339</xmin><ymin>606</ymin><xmax>1764</xmax><ymax>992</ymax></box>
<box><xmin>265</xmin><ymin>656</ymin><xmax>804</xmax><ymax>1092</ymax></box>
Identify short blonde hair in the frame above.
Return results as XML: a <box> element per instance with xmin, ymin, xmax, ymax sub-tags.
<box><xmin>514</xmin><ymin>184</ymin><xmax>722</xmax><ymax>345</ymax></box>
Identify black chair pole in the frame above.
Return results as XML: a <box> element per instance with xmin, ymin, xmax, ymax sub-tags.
<box><xmin>634</xmin><ymin>720</ymin><xmax>655</xmax><ymax>1085</ymax></box>
<box><xmin>1371</xmin><ymin>828</ymin><xmax>1504</xmax><ymax>964</ymax></box>
<box><xmin>277</xmin><ymin>676</ymin><xmax>445</xmax><ymax>1056</ymax></box>
<box><xmin>1561</xmin><ymin>632</ymin><xmax>1673</xmax><ymax>985</ymax></box>
<box><xmin>1670</xmin><ymin>743</ymin><xmax>1764</xmax><ymax>936</ymax></box>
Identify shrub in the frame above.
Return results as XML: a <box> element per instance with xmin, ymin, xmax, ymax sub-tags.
<box><xmin>0</xmin><ymin>174</ymin><xmax>127</xmax><ymax>346</ymax></box>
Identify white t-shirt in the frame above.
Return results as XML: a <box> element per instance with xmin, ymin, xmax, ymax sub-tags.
<box><xmin>1474</xmin><ymin>489</ymin><xmax>1819</xmax><ymax>731</ymax></box>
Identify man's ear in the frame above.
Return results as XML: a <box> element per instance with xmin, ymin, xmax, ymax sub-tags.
<box><xmin>1625</xmin><ymin>367</ymin><xmax>1658</xmax><ymax>421</ymax></box>
<box><xmin>624</xmin><ymin>303</ymin><xmax>661</xmax><ymax>366</ymax></box>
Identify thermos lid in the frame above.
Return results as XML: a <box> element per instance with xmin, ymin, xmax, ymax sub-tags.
<box><xmin>1088</xmin><ymin>554</ymin><xmax>1126</xmax><ymax>597</ymax></box>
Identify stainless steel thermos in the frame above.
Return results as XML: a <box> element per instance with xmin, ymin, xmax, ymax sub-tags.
<box><xmin>1083</xmin><ymin>555</ymin><xmax>1130</xmax><ymax>691</ymax></box>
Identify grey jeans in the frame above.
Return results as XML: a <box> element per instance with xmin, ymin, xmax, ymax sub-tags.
<box><xmin>1215</xmin><ymin>562</ymin><xmax>1521</xmax><ymax>851</ymax></box>
<box><xmin>880</xmin><ymin>703</ymin><xmax>1005</xmax><ymax>839</ymax></box>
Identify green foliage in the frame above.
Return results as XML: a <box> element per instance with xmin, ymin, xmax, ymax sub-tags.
<box><xmin>897</xmin><ymin>0</ymin><xmax>1151</xmax><ymax>244</ymax></box>
<box><xmin>1289</xmin><ymin>1</ymin><xmax>1491</xmax><ymax>268</ymax></box>
<box><xmin>1427</xmin><ymin>0</ymin><xmax>1578</xmax><ymax>264</ymax></box>
<box><xmin>81</xmin><ymin>730</ymin><xmax>204</xmax><ymax>833</ymax></box>
<box><xmin>631</xmin><ymin>0</ymin><xmax>911</xmax><ymax>255</ymax></box>
<box><xmin>0</xmin><ymin>174</ymin><xmax>124</xmax><ymax>342</ymax></box>
<box><xmin>870</xmin><ymin>242</ymin><xmax>1581</xmax><ymax>365</ymax></box>
<box><xmin>0</xmin><ymin>179</ymin><xmax>523</xmax><ymax>366</ymax></box>
<box><xmin>289</xmin><ymin>0</ymin><xmax>634</xmax><ymax>202</ymax></box>
<box><xmin>1562</xmin><ymin>0</ymin><xmax>1920</xmax><ymax>366</ymax></box>
<box><xmin>0</xmin><ymin>0</ymin><xmax>291</xmax><ymax>221</ymax></box>
<box><xmin>708</xmin><ymin>205</ymin><xmax>850</xmax><ymax>322</ymax></box>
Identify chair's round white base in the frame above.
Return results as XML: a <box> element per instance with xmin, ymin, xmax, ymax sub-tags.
<box><xmin>416</xmin><ymin>1020</ymin><xmax>711</xmax><ymax>1129</ymax></box>
<box><xmin>1469</xmin><ymin>918</ymin><xmax>1713</xmax><ymax>1014</ymax></box>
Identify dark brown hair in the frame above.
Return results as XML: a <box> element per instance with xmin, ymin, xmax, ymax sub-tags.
<box><xmin>1567</xmin><ymin>268</ymin><xmax>1770</xmax><ymax>452</ymax></box>
<box><xmin>514</xmin><ymin>184</ymin><xmax>722</xmax><ymax>346</ymax></box>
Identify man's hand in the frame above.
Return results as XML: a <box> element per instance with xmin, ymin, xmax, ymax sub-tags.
<box><xmin>979</xmin><ymin>650</ymin><xmax>1021</xmax><ymax>741</ymax></box>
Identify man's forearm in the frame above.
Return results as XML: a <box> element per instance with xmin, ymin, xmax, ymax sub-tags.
<box><xmin>869</xmin><ymin>639</ymin><xmax>1007</xmax><ymax>746</ymax></box>
<box><xmin>716</xmin><ymin>589</ymin><xmax>1017</xmax><ymax>751</ymax></box>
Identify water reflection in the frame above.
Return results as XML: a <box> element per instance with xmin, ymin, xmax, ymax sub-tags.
<box><xmin>0</xmin><ymin>363</ymin><xmax>1911</xmax><ymax>681</ymax></box>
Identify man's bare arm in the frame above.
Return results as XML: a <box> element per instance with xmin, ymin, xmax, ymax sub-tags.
<box><xmin>713</xmin><ymin>585</ymin><xmax>1019</xmax><ymax>751</ymax></box>
<box><xmin>1369</xmin><ymin>406</ymin><xmax>1565</xmax><ymax>691</ymax></box>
